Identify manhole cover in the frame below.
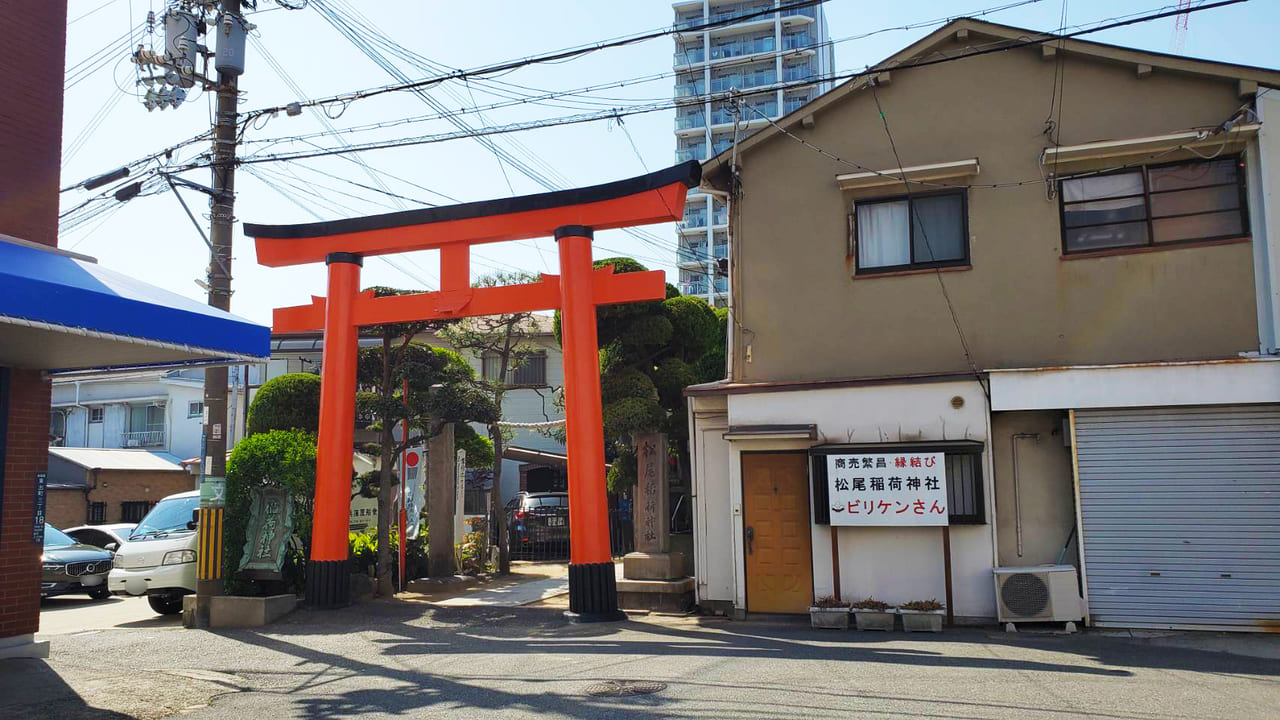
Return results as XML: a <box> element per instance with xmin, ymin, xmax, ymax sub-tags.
<box><xmin>583</xmin><ymin>680</ymin><xmax>667</xmax><ymax>697</ymax></box>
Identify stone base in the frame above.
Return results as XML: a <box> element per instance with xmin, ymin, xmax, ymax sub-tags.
<box><xmin>182</xmin><ymin>595</ymin><xmax>199</xmax><ymax>628</ymax></box>
<box><xmin>617</xmin><ymin>576</ymin><xmax>695</xmax><ymax>613</ymax></box>
<box><xmin>622</xmin><ymin>552</ymin><xmax>686</xmax><ymax>580</ymax></box>
<box><xmin>205</xmin><ymin>594</ymin><xmax>297</xmax><ymax>628</ymax></box>
<box><xmin>0</xmin><ymin>634</ymin><xmax>49</xmax><ymax>660</ymax></box>
<box><xmin>350</xmin><ymin>572</ymin><xmax>375</xmax><ymax>601</ymax></box>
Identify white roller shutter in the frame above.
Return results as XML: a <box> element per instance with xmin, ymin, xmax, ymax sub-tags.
<box><xmin>1075</xmin><ymin>405</ymin><xmax>1280</xmax><ymax>631</ymax></box>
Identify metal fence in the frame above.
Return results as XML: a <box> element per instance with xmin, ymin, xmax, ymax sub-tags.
<box><xmin>490</xmin><ymin>507</ymin><xmax>637</xmax><ymax>564</ymax></box>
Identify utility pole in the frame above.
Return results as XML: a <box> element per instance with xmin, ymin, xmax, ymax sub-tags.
<box><xmin>122</xmin><ymin>1</ymin><xmax>253</xmax><ymax>626</ymax></box>
<box><xmin>194</xmin><ymin>0</ymin><xmax>247</xmax><ymax>623</ymax></box>
<box><xmin>201</xmin><ymin>0</ymin><xmax>241</xmax><ymax>512</ymax></box>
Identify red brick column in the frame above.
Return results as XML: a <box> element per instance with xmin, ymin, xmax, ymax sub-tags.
<box><xmin>0</xmin><ymin>1</ymin><xmax>67</xmax><ymax>247</ymax></box>
<box><xmin>0</xmin><ymin>0</ymin><xmax>67</xmax><ymax>649</ymax></box>
<box><xmin>0</xmin><ymin>370</ymin><xmax>51</xmax><ymax>642</ymax></box>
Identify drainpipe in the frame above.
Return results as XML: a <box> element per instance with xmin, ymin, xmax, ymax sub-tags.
<box><xmin>703</xmin><ymin>185</ymin><xmax>733</xmax><ymax>380</ymax></box>
<box><xmin>87</xmin><ymin>468</ymin><xmax>100</xmax><ymax>524</ymax></box>
<box><xmin>1011</xmin><ymin>433</ymin><xmax>1041</xmax><ymax>558</ymax></box>
<box><xmin>75</xmin><ymin>381</ymin><xmax>88</xmax><ymax>442</ymax></box>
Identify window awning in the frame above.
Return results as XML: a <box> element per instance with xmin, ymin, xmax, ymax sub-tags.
<box><xmin>836</xmin><ymin>158</ymin><xmax>980</xmax><ymax>192</ymax></box>
<box><xmin>1040</xmin><ymin>124</ymin><xmax>1260</xmax><ymax>174</ymax></box>
<box><xmin>0</xmin><ymin>237</ymin><xmax>269</xmax><ymax>371</ymax></box>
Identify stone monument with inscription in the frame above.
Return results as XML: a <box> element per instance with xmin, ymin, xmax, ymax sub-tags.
<box><xmin>620</xmin><ymin>433</ymin><xmax>693</xmax><ymax>610</ymax></box>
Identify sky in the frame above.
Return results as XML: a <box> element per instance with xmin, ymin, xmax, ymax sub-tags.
<box><xmin>58</xmin><ymin>0</ymin><xmax>1280</xmax><ymax>326</ymax></box>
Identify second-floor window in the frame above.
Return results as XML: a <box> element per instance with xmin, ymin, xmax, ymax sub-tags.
<box><xmin>124</xmin><ymin>404</ymin><xmax>165</xmax><ymax>447</ymax></box>
<box><xmin>188</xmin><ymin>401</ymin><xmax>203</xmax><ymax>418</ymax></box>
<box><xmin>128</xmin><ymin>405</ymin><xmax>164</xmax><ymax>433</ymax></box>
<box><xmin>482</xmin><ymin>352</ymin><xmax>548</xmax><ymax>387</ymax></box>
<box><xmin>1059</xmin><ymin>156</ymin><xmax>1247</xmax><ymax>254</ymax></box>
<box><xmin>854</xmin><ymin>191</ymin><xmax>969</xmax><ymax>274</ymax></box>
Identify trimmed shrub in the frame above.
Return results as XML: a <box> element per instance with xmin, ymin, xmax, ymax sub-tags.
<box><xmin>246</xmin><ymin>373</ymin><xmax>321</xmax><ymax>435</ymax></box>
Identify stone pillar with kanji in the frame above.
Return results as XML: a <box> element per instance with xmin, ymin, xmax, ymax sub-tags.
<box><xmin>622</xmin><ymin>432</ymin><xmax>686</xmax><ymax>581</ymax></box>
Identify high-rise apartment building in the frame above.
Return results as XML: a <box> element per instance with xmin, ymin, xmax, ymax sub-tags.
<box><xmin>672</xmin><ymin>0</ymin><xmax>834</xmax><ymax>305</ymax></box>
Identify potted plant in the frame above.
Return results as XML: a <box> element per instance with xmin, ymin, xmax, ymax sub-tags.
<box><xmin>851</xmin><ymin>598</ymin><xmax>896</xmax><ymax>631</ymax></box>
<box><xmin>899</xmin><ymin>599</ymin><xmax>945</xmax><ymax>633</ymax></box>
<box><xmin>810</xmin><ymin>595</ymin><xmax>851</xmax><ymax>629</ymax></box>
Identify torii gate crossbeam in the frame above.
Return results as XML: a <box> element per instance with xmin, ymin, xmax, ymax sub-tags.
<box><xmin>246</xmin><ymin>161</ymin><xmax>701</xmax><ymax>621</ymax></box>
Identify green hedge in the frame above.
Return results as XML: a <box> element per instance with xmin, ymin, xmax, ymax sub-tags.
<box><xmin>246</xmin><ymin>373</ymin><xmax>321</xmax><ymax>436</ymax></box>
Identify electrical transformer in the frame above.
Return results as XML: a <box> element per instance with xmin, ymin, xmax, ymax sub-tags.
<box><xmin>163</xmin><ymin>8</ymin><xmax>200</xmax><ymax>87</ymax></box>
<box><xmin>214</xmin><ymin>13</ymin><xmax>246</xmax><ymax>76</ymax></box>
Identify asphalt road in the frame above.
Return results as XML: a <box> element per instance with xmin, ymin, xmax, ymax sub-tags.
<box><xmin>38</xmin><ymin>594</ymin><xmax>178</xmax><ymax>637</ymax></box>
<box><xmin>8</xmin><ymin>598</ymin><xmax>1280</xmax><ymax>719</ymax></box>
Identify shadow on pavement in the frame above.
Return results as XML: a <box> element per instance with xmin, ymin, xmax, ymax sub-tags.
<box><xmin>39</xmin><ymin>596</ymin><xmax>123</xmax><ymax>612</ymax></box>
<box><xmin>115</xmin><ymin>615</ymin><xmax>182</xmax><ymax>630</ymax></box>
<box><xmin>199</xmin><ymin>599</ymin><xmax>1280</xmax><ymax>720</ymax></box>
<box><xmin>0</xmin><ymin>658</ymin><xmax>131</xmax><ymax>719</ymax></box>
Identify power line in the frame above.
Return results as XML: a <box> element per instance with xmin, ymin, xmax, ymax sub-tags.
<box><xmin>249</xmin><ymin>31</ymin><xmax>411</xmax><ymax>211</ymax></box>
<box><xmin>231</xmin><ymin>1</ymin><xmax>1189</xmax><ymax>156</ymax></box>
<box><xmin>189</xmin><ymin>1</ymin><xmax>1248</xmax><ymax>174</ymax></box>
<box><xmin>69</xmin><ymin>0</ymin><xmax>126</xmax><ymax>26</ymax></box>
<box><xmin>245</xmin><ymin>0</ymin><xmax>831</xmax><ymax>121</ymax></box>
<box><xmin>57</xmin><ymin>0</ymin><xmax>1112</xmax><ymax>196</ymax></box>
<box><xmin>867</xmin><ymin>79</ymin><xmax>985</xmax><ymax>397</ymax></box>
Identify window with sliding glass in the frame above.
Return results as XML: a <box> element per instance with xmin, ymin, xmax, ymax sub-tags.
<box><xmin>853</xmin><ymin>190</ymin><xmax>969</xmax><ymax>275</ymax></box>
<box><xmin>1059</xmin><ymin>156</ymin><xmax>1247</xmax><ymax>255</ymax></box>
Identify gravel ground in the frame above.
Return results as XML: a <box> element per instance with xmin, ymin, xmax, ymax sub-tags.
<box><xmin>6</xmin><ymin>599</ymin><xmax>1280</xmax><ymax>719</ymax></box>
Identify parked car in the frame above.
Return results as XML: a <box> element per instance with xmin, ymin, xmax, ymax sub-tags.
<box><xmin>41</xmin><ymin>524</ymin><xmax>114</xmax><ymax>600</ymax></box>
<box><xmin>505</xmin><ymin>492</ymin><xmax>570</xmax><ymax>556</ymax></box>
<box><xmin>65</xmin><ymin>523</ymin><xmax>136</xmax><ymax>551</ymax></box>
<box><xmin>107</xmin><ymin>490</ymin><xmax>200</xmax><ymax>615</ymax></box>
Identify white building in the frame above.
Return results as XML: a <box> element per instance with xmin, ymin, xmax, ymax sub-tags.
<box><xmin>50</xmin><ymin>366</ymin><xmax>261</xmax><ymax>463</ymax></box>
<box><xmin>672</xmin><ymin>0</ymin><xmax>834</xmax><ymax>306</ymax></box>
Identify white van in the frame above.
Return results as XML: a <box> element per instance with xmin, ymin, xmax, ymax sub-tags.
<box><xmin>108</xmin><ymin>490</ymin><xmax>200</xmax><ymax>615</ymax></box>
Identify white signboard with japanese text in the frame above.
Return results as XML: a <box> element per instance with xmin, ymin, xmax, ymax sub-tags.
<box><xmin>827</xmin><ymin>452</ymin><xmax>948</xmax><ymax>526</ymax></box>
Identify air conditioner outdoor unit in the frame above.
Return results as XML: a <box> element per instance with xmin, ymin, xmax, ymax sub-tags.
<box><xmin>993</xmin><ymin>565</ymin><xmax>1083</xmax><ymax>624</ymax></box>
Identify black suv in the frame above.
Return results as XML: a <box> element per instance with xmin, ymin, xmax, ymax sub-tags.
<box><xmin>505</xmin><ymin>492</ymin><xmax>570</xmax><ymax>556</ymax></box>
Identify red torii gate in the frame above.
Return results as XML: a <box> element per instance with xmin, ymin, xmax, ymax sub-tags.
<box><xmin>245</xmin><ymin>161</ymin><xmax>701</xmax><ymax>620</ymax></box>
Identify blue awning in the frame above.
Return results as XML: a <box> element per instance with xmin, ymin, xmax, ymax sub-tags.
<box><xmin>0</xmin><ymin>237</ymin><xmax>269</xmax><ymax>371</ymax></box>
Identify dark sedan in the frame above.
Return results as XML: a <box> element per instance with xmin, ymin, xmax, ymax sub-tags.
<box><xmin>41</xmin><ymin>524</ymin><xmax>114</xmax><ymax>600</ymax></box>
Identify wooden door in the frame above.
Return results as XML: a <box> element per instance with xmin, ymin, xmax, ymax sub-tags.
<box><xmin>742</xmin><ymin>452</ymin><xmax>813</xmax><ymax>613</ymax></box>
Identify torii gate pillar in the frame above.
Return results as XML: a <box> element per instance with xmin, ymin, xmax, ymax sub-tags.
<box><xmin>306</xmin><ymin>253</ymin><xmax>363</xmax><ymax>608</ymax></box>
<box><xmin>555</xmin><ymin>226</ymin><xmax>621</xmax><ymax>619</ymax></box>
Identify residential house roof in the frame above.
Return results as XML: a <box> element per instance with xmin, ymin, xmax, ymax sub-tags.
<box><xmin>701</xmin><ymin>17</ymin><xmax>1280</xmax><ymax>184</ymax></box>
<box><xmin>47</xmin><ymin>447</ymin><xmax>187</xmax><ymax>473</ymax></box>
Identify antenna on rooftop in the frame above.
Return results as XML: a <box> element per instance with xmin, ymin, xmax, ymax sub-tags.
<box><xmin>1171</xmin><ymin>0</ymin><xmax>1192</xmax><ymax>54</ymax></box>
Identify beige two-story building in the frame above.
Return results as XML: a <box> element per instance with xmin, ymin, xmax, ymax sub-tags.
<box><xmin>686</xmin><ymin>18</ymin><xmax>1280</xmax><ymax>630</ymax></box>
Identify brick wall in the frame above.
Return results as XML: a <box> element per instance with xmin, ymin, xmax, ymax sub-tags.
<box><xmin>1</xmin><ymin>370</ymin><xmax>52</xmax><ymax>640</ymax></box>
<box><xmin>91</xmin><ymin>470</ymin><xmax>198</xmax><ymax>523</ymax></box>
<box><xmin>0</xmin><ymin>0</ymin><xmax>67</xmax><ymax>643</ymax></box>
<box><xmin>44</xmin><ymin>470</ymin><xmax>196</xmax><ymax>529</ymax></box>
<box><xmin>0</xmin><ymin>0</ymin><xmax>67</xmax><ymax>247</ymax></box>
<box><xmin>45</xmin><ymin>489</ymin><xmax>87</xmax><ymax>529</ymax></box>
